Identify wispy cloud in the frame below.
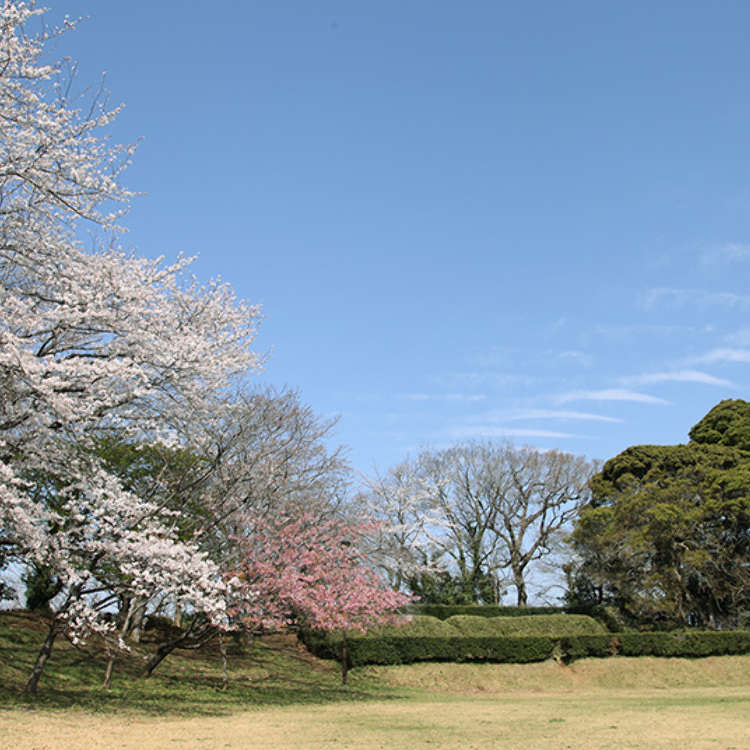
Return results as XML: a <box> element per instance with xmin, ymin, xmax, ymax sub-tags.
<box><xmin>435</xmin><ymin>371</ymin><xmax>545</xmax><ymax>388</ymax></box>
<box><xmin>503</xmin><ymin>409</ymin><xmax>622</xmax><ymax>423</ymax></box>
<box><xmin>446</xmin><ymin>426</ymin><xmax>589</xmax><ymax>440</ymax></box>
<box><xmin>621</xmin><ymin>370</ymin><xmax>733</xmax><ymax>387</ymax></box>
<box><xmin>700</xmin><ymin>242</ymin><xmax>750</xmax><ymax>266</ymax></box>
<box><xmin>584</xmin><ymin>322</ymin><xmax>711</xmax><ymax>344</ymax></box>
<box><xmin>557</xmin><ymin>389</ymin><xmax>671</xmax><ymax>405</ymax></box>
<box><xmin>695</xmin><ymin>348</ymin><xmax>750</xmax><ymax>364</ymax></box>
<box><xmin>402</xmin><ymin>393</ymin><xmax>487</xmax><ymax>403</ymax></box>
<box><xmin>556</xmin><ymin>350</ymin><xmax>595</xmax><ymax>367</ymax></box>
<box><xmin>640</xmin><ymin>287</ymin><xmax>750</xmax><ymax>311</ymax></box>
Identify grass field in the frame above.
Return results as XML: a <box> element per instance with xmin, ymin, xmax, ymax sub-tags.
<box><xmin>1</xmin><ymin>611</ymin><xmax>749</xmax><ymax>749</ymax></box>
<box><xmin>3</xmin><ymin>685</ymin><xmax>748</xmax><ymax>750</ymax></box>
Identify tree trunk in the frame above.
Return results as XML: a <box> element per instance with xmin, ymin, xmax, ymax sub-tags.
<box><xmin>129</xmin><ymin>599</ymin><xmax>146</xmax><ymax>643</ymax></box>
<box><xmin>340</xmin><ymin>638</ymin><xmax>348</xmax><ymax>686</ymax></box>
<box><xmin>219</xmin><ymin>633</ymin><xmax>228</xmax><ymax>690</ymax></box>
<box><xmin>25</xmin><ymin>620</ymin><xmax>59</xmax><ymax>694</ymax></box>
<box><xmin>102</xmin><ymin>655</ymin><xmax>115</xmax><ymax>691</ymax></box>
<box><xmin>104</xmin><ymin>598</ymin><xmax>136</xmax><ymax>690</ymax></box>
<box><xmin>143</xmin><ymin>622</ymin><xmax>216</xmax><ymax>678</ymax></box>
<box><xmin>514</xmin><ymin>574</ymin><xmax>528</xmax><ymax>606</ymax></box>
<box><xmin>143</xmin><ymin>639</ymin><xmax>180</xmax><ymax>677</ymax></box>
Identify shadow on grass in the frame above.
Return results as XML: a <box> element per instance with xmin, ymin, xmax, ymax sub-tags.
<box><xmin>0</xmin><ymin>611</ymin><xmax>406</xmax><ymax>716</ymax></box>
<box><xmin>0</xmin><ymin>680</ymin><xmax>398</xmax><ymax>717</ymax></box>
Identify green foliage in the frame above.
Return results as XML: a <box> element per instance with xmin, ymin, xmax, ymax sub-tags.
<box><xmin>366</xmin><ymin>615</ymin><xmax>461</xmax><ymax>638</ymax></box>
<box><xmin>409</xmin><ymin>604</ymin><xmax>564</xmax><ymax>619</ymax></box>
<box><xmin>445</xmin><ymin>614</ymin><xmax>606</xmax><ymax>637</ymax></box>
<box><xmin>301</xmin><ymin>612</ymin><xmax>609</xmax><ymax>667</ymax></box>
<box><xmin>22</xmin><ymin>565</ymin><xmax>63</xmax><ymax>613</ymax></box>
<box><xmin>569</xmin><ymin>604</ymin><xmax>630</xmax><ymax>633</ymax></box>
<box><xmin>616</xmin><ymin>631</ymin><xmax>750</xmax><ymax>658</ymax></box>
<box><xmin>569</xmin><ymin>406</ymin><xmax>750</xmax><ymax>629</ymax></box>
<box><xmin>325</xmin><ymin>636</ymin><xmax>557</xmax><ymax>667</ymax></box>
<box><xmin>92</xmin><ymin>436</ymin><xmax>210</xmax><ymax>543</ymax></box>
<box><xmin>407</xmin><ymin>568</ymin><xmax>500</xmax><ymax>605</ymax></box>
<box><xmin>689</xmin><ymin>399</ymin><xmax>750</xmax><ymax>451</ymax></box>
<box><xmin>301</xmin><ymin>627</ymin><xmax>750</xmax><ymax>668</ymax></box>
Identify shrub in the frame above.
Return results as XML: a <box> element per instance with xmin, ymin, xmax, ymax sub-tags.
<box><xmin>363</xmin><ymin>615</ymin><xmax>461</xmax><ymax>638</ymax></box>
<box><xmin>410</xmin><ymin>604</ymin><xmax>564</xmax><ymax>620</ymax></box>
<box><xmin>343</xmin><ymin>636</ymin><xmax>556</xmax><ymax>667</ymax></box>
<box><xmin>299</xmin><ymin>627</ymin><xmax>750</xmax><ymax>667</ymax></box>
<box><xmin>617</xmin><ymin>631</ymin><xmax>750</xmax><ymax>658</ymax></box>
<box><xmin>445</xmin><ymin>614</ymin><xmax>606</xmax><ymax>637</ymax></box>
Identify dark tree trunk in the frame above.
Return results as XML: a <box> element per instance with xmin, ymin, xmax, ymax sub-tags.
<box><xmin>143</xmin><ymin>621</ymin><xmax>217</xmax><ymax>678</ymax></box>
<box><xmin>25</xmin><ymin>620</ymin><xmax>59</xmax><ymax>694</ymax></box>
<box><xmin>143</xmin><ymin>639</ymin><xmax>181</xmax><ymax>677</ymax></box>
<box><xmin>514</xmin><ymin>574</ymin><xmax>528</xmax><ymax>606</ymax></box>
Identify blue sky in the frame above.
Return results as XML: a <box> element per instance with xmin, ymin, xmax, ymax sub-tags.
<box><xmin>44</xmin><ymin>1</ymin><xmax>750</xmax><ymax>478</ymax></box>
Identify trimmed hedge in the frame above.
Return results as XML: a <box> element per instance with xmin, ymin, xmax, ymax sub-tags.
<box><xmin>300</xmin><ymin>634</ymin><xmax>557</xmax><ymax>667</ymax></box>
<box><xmin>299</xmin><ymin>629</ymin><xmax>750</xmax><ymax>668</ymax></box>
<box><xmin>617</xmin><ymin>630</ymin><xmax>750</xmax><ymax>657</ymax></box>
<box><xmin>445</xmin><ymin>614</ymin><xmax>607</xmax><ymax>637</ymax></box>
<box><xmin>410</xmin><ymin>604</ymin><xmax>565</xmax><ymax>619</ymax></box>
<box><xmin>359</xmin><ymin>615</ymin><xmax>460</xmax><ymax>638</ymax></box>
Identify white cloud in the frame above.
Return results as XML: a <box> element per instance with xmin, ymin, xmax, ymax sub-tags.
<box><xmin>446</xmin><ymin>426</ymin><xmax>588</xmax><ymax>440</ymax></box>
<box><xmin>436</xmin><ymin>371</ymin><xmax>544</xmax><ymax>388</ymax></box>
<box><xmin>700</xmin><ymin>242</ymin><xmax>750</xmax><ymax>265</ymax></box>
<box><xmin>557</xmin><ymin>389</ymin><xmax>671</xmax><ymax>405</ymax></box>
<box><xmin>640</xmin><ymin>287</ymin><xmax>750</xmax><ymax>311</ymax></box>
<box><xmin>621</xmin><ymin>370</ymin><xmax>733</xmax><ymax>387</ymax></box>
<box><xmin>585</xmin><ymin>322</ymin><xmax>707</xmax><ymax>343</ymax></box>
<box><xmin>695</xmin><ymin>348</ymin><xmax>750</xmax><ymax>364</ymax></box>
<box><xmin>504</xmin><ymin>409</ymin><xmax>623</xmax><ymax>423</ymax></box>
<box><xmin>402</xmin><ymin>393</ymin><xmax>487</xmax><ymax>403</ymax></box>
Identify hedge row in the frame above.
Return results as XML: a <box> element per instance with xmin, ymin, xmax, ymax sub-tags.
<box><xmin>409</xmin><ymin>604</ymin><xmax>565</xmax><ymax>619</ymax></box>
<box><xmin>299</xmin><ymin>630</ymin><xmax>750</xmax><ymax>668</ymax></box>
<box><xmin>445</xmin><ymin>614</ymin><xmax>606</xmax><ymax>637</ymax></box>
<box><xmin>332</xmin><ymin>614</ymin><xmax>605</xmax><ymax>640</ymax></box>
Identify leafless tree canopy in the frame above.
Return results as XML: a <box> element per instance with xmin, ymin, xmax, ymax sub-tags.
<box><xmin>366</xmin><ymin>442</ymin><xmax>597</xmax><ymax>605</ymax></box>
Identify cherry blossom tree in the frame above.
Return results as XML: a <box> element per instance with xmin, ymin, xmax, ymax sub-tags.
<box><xmin>226</xmin><ymin>512</ymin><xmax>412</xmax><ymax>683</ymax></box>
<box><xmin>358</xmin><ymin>460</ymin><xmax>446</xmax><ymax>591</ymax></box>
<box><xmin>124</xmin><ymin>387</ymin><xmax>354</xmax><ymax>680</ymax></box>
<box><xmin>0</xmin><ymin>2</ymin><xmax>262</xmax><ymax>692</ymax></box>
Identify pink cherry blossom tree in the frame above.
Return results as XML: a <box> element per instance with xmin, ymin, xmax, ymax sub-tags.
<box><xmin>0</xmin><ymin>3</ymin><xmax>262</xmax><ymax>692</ymax></box>
<box><xmin>226</xmin><ymin>513</ymin><xmax>412</xmax><ymax>683</ymax></box>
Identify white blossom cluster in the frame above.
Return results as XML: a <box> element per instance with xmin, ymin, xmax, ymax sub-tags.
<box><xmin>0</xmin><ymin>3</ymin><xmax>260</xmax><ymax>640</ymax></box>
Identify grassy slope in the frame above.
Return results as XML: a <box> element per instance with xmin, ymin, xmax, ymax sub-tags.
<box><xmin>2</xmin><ymin>610</ymin><xmax>750</xmax><ymax>719</ymax></box>
<box><xmin>0</xmin><ymin>611</ymin><xmax>399</xmax><ymax>714</ymax></box>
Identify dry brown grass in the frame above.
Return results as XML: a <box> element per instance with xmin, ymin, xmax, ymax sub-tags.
<box><xmin>364</xmin><ymin>653</ymin><xmax>750</xmax><ymax>693</ymax></box>
<box><xmin>2</xmin><ymin>689</ymin><xmax>749</xmax><ymax>750</ymax></box>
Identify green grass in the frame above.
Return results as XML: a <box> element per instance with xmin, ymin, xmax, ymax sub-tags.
<box><xmin>0</xmin><ymin>611</ymin><xmax>402</xmax><ymax>715</ymax></box>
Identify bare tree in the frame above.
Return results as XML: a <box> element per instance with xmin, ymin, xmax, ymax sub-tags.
<box><xmin>369</xmin><ymin>442</ymin><xmax>596</xmax><ymax>605</ymax></box>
